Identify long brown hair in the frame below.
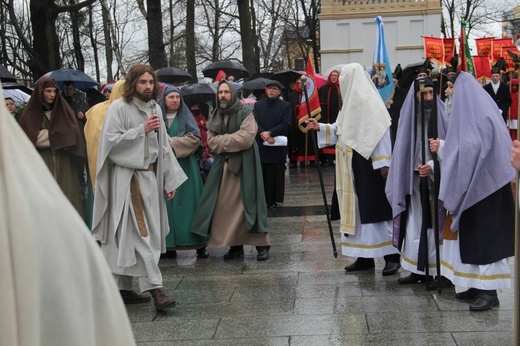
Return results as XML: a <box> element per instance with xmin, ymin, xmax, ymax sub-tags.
<box><xmin>122</xmin><ymin>64</ymin><xmax>159</xmax><ymax>102</ymax></box>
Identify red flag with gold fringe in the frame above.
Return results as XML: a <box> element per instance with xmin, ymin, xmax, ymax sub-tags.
<box><xmin>492</xmin><ymin>38</ymin><xmax>513</xmax><ymax>64</ymax></box>
<box><xmin>443</xmin><ymin>38</ymin><xmax>455</xmax><ymax>66</ymax></box>
<box><xmin>297</xmin><ymin>55</ymin><xmax>321</xmax><ymax>132</ymax></box>
<box><xmin>475</xmin><ymin>38</ymin><xmax>493</xmax><ymax>58</ymax></box>
<box><xmin>473</xmin><ymin>55</ymin><xmax>491</xmax><ymax>82</ymax></box>
<box><xmin>423</xmin><ymin>36</ymin><xmax>445</xmax><ymax>65</ymax></box>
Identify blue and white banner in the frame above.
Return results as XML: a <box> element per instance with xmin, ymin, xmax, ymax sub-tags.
<box><xmin>373</xmin><ymin>16</ymin><xmax>394</xmax><ymax>104</ymax></box>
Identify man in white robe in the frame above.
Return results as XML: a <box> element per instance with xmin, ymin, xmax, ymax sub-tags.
<box><xmin>307</xmin><ymin>63</ymin><xmax>400</xmax><ymax>276</ymax></box>
<box><xmin>92</xmin><ymin>64</ymin><xmax>187</xmax><ymax>311</ymax></box>
<box><xmin>0</xmin><ymin>86</ymin><xmax>136</xmax><ymax>346</ymax></box>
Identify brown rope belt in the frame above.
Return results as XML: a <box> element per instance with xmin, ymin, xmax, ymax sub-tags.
<box><xmin>130</xmin><ymin>164</ymin><xmax>154</xmax><ymax>237</ymax></box>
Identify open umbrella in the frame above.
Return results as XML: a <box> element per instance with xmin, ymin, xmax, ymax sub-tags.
<box><xmin>156</xmin><ymin>67</ymin><xmax>193</xmax><ymax>84</ymax></box>
<box><xmin>3</xmin><ymin>89</ymin><xmax>31</xmax><ymax>105</ymax></box>
<box><xmin>323</xmin><ymin>64</ymin><xmax>347</xmax><ymax>79</ymax></box>
<box><xmin>400</xmin><ymin>61</ymin><xmax>429</xmax><ymax>90</ymax></box>
<box><xmin>248</xmin><ymin>72</ymin><xmax>274</xmax><ymax>80</ymax></box>
<box><xmin>2</xmin><ymin>82</ymin><xmax>33</xmax><ymax>96</ymax></box>
<box><xmin>241</xmin><ymin>78</ymin><xmax>280</xmax><ymax>94</ymax></box>
<box><xmin>271</xmin><ymin>70</ymin><xmax>302</xmax><ymax>87</ymax></box>
<box><xmin>241</xmin><ymin>97</ymin><xmax>257</xmax><ymax>107</ymax></box>
<box><xmin>210</xmin><ymin>81</ymin><xmax>242</xmax><ymax>91</ymax></box>
<box><xmin>41</xmin><ymin>69</ymin><xmax>99</xmax><ymax>89</ymax></box>
<box><xmin>0</xmin><ymin>65</ymin><xmax>17</xmax><ymax>83</ymax></box>
<box><xmin>202</xmin><ymin>60</ymin><xmax>250</xmax><ymax>80</ymax></box>
<box><xmin>180</xmin><ymin>83</ymin><xmax>216</xmax><ymax>104</ymax></box>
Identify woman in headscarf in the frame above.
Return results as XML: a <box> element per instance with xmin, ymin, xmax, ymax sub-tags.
<box><xmin>18</xmin><ymin>77</ymin><xmax>86</xmax><ymax>218</ymax></box>
<box><xmin>159</xmin><ymin>85</ymin><xmax>209</xmax><ymax>258</ymax></box>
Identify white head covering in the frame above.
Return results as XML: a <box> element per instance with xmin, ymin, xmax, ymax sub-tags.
<box><xmin>0</xmin><ymin>86</ymin><xmax>135</xmax><ymax>346</ymax></box>
<box><xmin>337</xmin><ymin>63</ymin><xmax>391</xmax><ymax>159</ymax></box>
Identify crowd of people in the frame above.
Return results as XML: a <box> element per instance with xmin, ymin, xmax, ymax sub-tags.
<box><xmin>2</xmin><ymin>59</ymin><xmax>520</xmax><ymax>328</ymax></box>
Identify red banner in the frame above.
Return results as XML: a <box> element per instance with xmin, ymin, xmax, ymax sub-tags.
<box><xmin>473</xmin><ymin>55</ymin><xmax>491</xmax><ymax>81</ymax></box>
<box><xmin>423</xmin><ymin>36</ymin><xmax>445</xmax><ymax>65</ymax></box>
<box><xmin>297</xmin><ymin>55</ymin><xmax>321</xmax><ymax>132</ymax></box>
<box><xmin>492</xmin><ymin>38</ymin><xmax>513</xmax><ymax>64</ymax></box>
<box><xmin>475</xmin><ymin>38</ymin><xmax>493</xmax><ymax>58</ymax></box>
<box><xmin>501</xmin><ymin>46</ymin><xmax>520</xmax><ymax>72</ymax></box>
<box><xmin>443</xmin><ymin>38</ymin><xmax>455</xmax><ymax>66</ymax></box>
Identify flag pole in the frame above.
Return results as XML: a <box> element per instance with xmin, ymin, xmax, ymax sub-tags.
<box><xmin>300</xmin><ymin>75</ymin><xmax>338</xmax><ymax>258</ymax></box>
<box><xmin>514</xmin><ymin>51</ymin><xmax>520</xmax><ymax>346</ymax></box>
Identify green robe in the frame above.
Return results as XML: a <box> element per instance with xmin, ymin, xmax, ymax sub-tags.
<box><xmin>191</xmin><ymin>107</ymin><xmax>268</xmax><ymax>237</ymax></box>
<box><xmin>39</xmin><ymin>115</ymin><xmax>85</xmax><ymax>219</ymax></box>
<box><xmin>165</xmin><ymin>117</ymin><xmax>208</xmax><ymax>248</ymax></box>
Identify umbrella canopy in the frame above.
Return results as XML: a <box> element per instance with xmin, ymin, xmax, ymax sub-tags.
<box><xmin>241</xmin><ymin>97</ymin><xmax>257</xmax><ymax>107</ymax></box>
<box><xmin>248</xmin><ymin>72</ymin><xmax>274</xmax><ymax>80</ymax></box>
<box><xmin>84</xmin><ymin>88</ymin><xmax>106</xmax><ymax>108</ymax></box>
<box><xmin>41</xmin><ymin>69</ymin><xmax>99</xmax><ymax>89</ymax></box>
<box><xmin>241</xmin><ymin>78</ymin><xmax>282</xmax><ymax>94</ymax></box>
<box><xmin>156</xmin><ymin>66</ymin><xmax>193</xmax><ymax>84</ymax></box>
<box><xmin>2</xmin><ymin>82</ymin><xmax>33</xmax><ymax>96</ymax></box>
<box><xmin>180</xmin><ymin>83</ymin><xmax>216</xmax><ymax>105</ymax></box>
<box><xmin>400</xmin><ymin>62</ymin><xmax>428</xmax><ymax>90</ymax></box>
<box><xmin>271</xmin><ymin>70</ymin><xmax>302</xmax><ymax>87</ymax></box>
<box><xmin>3</xmin><ymin>89</ymin><xmax>31</xmax><ymax>105</ymax></box>
<box><xmin>323</xmin><ymin>64</ymin><xmax>347</xmax><ymax>79</ymax></box>
<box><xmin>99</xmin><ymin>82</ymin><xmax>116</xmax><ymax>94</ymax></box>
<box><xmin>210</xmin><ymin>81</ymin><xmax>242</xmax><ymax>91</ymax></box>
<box><xmin>0</xmin><ymin>66</ymin><xmax>17</xmax><ymax>83</ymax></box>
<box><xmin>202</xmin><ymin>60</ymin><xmax>250</xmax><ymax>80</ymax></box>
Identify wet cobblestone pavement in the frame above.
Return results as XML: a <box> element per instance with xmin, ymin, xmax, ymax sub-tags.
<box><xmin>129</xmin><ymin>165</ymin><xmax>514</xmax><ymax>346</ymax></box>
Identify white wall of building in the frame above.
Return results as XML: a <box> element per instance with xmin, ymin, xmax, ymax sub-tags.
<box><xmin>320</xmin><ymin>14</ymin><xmax>442</xmax><ymax>73</ymax></box>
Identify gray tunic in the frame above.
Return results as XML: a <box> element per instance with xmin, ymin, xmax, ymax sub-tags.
<box><xmin>92</xmin><ymin>98</ymin><xmax>186</xmax><ymax>288</ymax></box>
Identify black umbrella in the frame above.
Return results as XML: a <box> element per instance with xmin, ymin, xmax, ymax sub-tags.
<box><xmin>202</xmin><ymin>60</ymin><xmax>250</xmax><ymax>80</ymax></box>
<box><xmin>180</xmin><ymin>83</ymin><xmax>216</xmax><ymax>104</ymax></box>
<box><xmin>2</xmin><ymin>82</ymin><xmax>33</xmax><ymax>95</ymax></box>
<box><xmin>156</xmin><ymin>66</ymin><xmax>193</xmax><ymax>84</ymax></box>
<box><xmin>248</xmin><ymin>72</ymin><xmax>274</xmax><ymax>80</ymax></box>
<box><xmin>40</xmin><ymin>69</ymin><xmax>99</xmax><ymax>89</ymax></box>
<box><xmin>241</xmin><ymin>78</ymin><xmax>283</xmax><ymax>94</ymax></box>
<box><xmin>0</xmin><ymin>65</ymin><xmax>17</xmax><ymax>83</ymax></box>
<box><xmin>400</xmin><ymin>62</ymin><xmax>427</xmax><ymax>91</ymax></box>
<box><xmin>271</xmin><ymin>70</ymin><xmax>302</xmax><ymax>87</ymax></box>
<box><xmin>84</xmin><ymin>88</ymin><xmax>106</xmax><ymax>108</ymax></box>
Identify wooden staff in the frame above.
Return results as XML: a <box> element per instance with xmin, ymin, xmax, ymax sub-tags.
<box><xmin>300</xmin><ymin>75</ymin><xmax>337</xmax><ymax>258</ymax></box>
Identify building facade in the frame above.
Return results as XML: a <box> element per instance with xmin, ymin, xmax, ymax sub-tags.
<box><xmin>320</xmin><ymin>0</ymin><xmax>442</xmax><ymax>73</ymax></box>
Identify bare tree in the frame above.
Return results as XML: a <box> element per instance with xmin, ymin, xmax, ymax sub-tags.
<box><xmin>186</xmin><ymin>0</ymin><xmax>197</xmax><ymax>82</ymax></box>
<box><xmin>136</xmin><ymin>0</ymin><xmax>167</xmax><ymax>69</ymax></box>
<box><xmin>442</xmin><ymin>0</ymin><xmax>514</xmax><ymax>38</ymax></box>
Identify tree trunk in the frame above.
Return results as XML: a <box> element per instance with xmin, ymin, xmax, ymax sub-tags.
<box><xmin>101</xmin><ymin>0</ymin><xmax>113</xmax><ymax>81</ymax></box>
<box><xmin>68</xmin><ymin>0</ymin><xmax>84</xmax><ymax>71</ymax></box>
<box><xmin>237</xmin><ymin>0</ymin><xmax>258</xmax><ymax>77</ymax></box>
<box><xmin>186</xmin><ymin>0</ymin><xmax>196</xmax><ymax>83</ymax></box>
<box><xmin>30</xmin><ymin>0</ymin><xmax>61</xmax><ymax>78</ymax></box>
<box><xmin>88</xmin><ymin>4</ymin><xmax>100</xmax><ymax>82</ymax></box>
<box><xmin>146</xmin><ymin>0</ymin><xmax>166</xmax><ymax>69</ymax></box>
<box><xmin>212</xmin><ymin>0</ymin><xmax>220</xmax><ymax>61</ymax></box>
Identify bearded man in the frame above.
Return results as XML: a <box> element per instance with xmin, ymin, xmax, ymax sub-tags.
<box><xmin>92</xmin><ymin>64</ymin><xmax>187</xmax><ymax>311</ymax></box>
<box><xmin>191</xmin><ymin>81</ymin><xmax>270</xmax><ymax>261</ymax></box>
<box><xmin>386</xmin><ymin>77</ymin><xmax>450</xmax><ymax>287</ymax></box>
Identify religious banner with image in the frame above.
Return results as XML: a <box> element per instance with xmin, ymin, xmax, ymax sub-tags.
<box><xmin>473</xmin><ymin>55</ymin><xmax>491</xmax><ymax>82</ymax></box>
<box><xmin>475</xmin><ymin>38</ymin><xmax>493</xmax><ymax>58</ymax></box>
<box><xmin>492</xmin><ymin>38</ymin><xmax>513</xmax><ymax>64</ymax></box>
<box><xmin>443</xmin><ymin>38</ymin><xmax>455</xmax><ymax>66</ymax></box>
<box><xmin>423</xmin><ymin>36</ymin><xmax>445</xmax><ymax>66</ymax></box>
